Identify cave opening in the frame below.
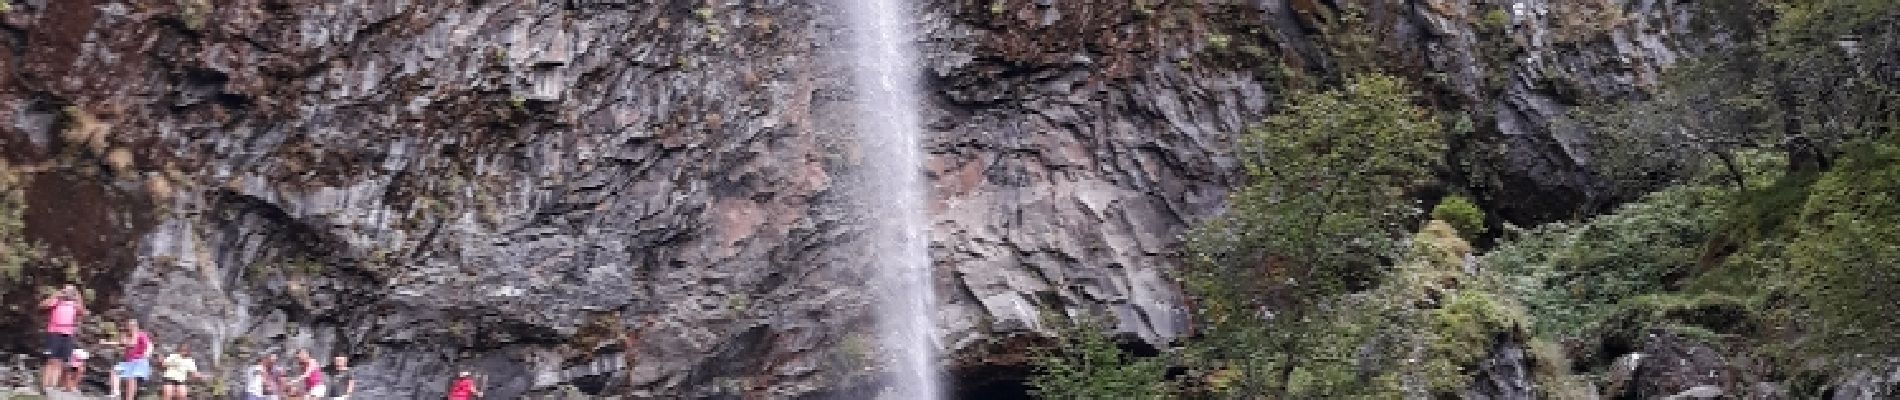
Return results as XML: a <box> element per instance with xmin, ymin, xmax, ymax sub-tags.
<box><xmin>953</xmin><ymin>362</ymin><xmax>1035</xmax><ymax>400</ymax></box>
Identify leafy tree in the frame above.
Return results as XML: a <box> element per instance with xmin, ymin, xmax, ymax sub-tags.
<box><xmin>1180</xmin><ymin>220</ymin><xmax>1538</xmax><ymax>399</ymax></box>
<box><xmin>1028</xmin><ymin>315</ymin><xmax>1173</xmax><ymax>399</ymax></box>
<box><xmin>1566</xmin><ymin>0</ymin><xmax>1898</xmax><ymax>192</ymax></box>
<box><xmin>1184</xmin><ymin>73</ymin><xmax>1445</xmax><ymax>397</ymax></box>
<box><xmin>1562</xmin><ymin>58</ymin><xmax>1781</xmax><ymax>192</ymax></box>
<box><xmin>1756</xmin><ymin>0</ymin><xmax>1900</xmax><ymax>170</ymax></box>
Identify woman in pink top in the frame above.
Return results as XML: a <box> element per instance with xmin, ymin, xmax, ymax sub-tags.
<box><xmin>296</xmin><ymin>349</ymin><xmax>327</xmax><ymax>399</ymax></box>
<box><xmin>109</xmin><ymin>319</ymin><xmax>154</xmax><ymax>400</ymax></box>
<box><xmin>39</xmin><ymin>285</ymin><xmax>84</xmax><ymax>393</ymax></box>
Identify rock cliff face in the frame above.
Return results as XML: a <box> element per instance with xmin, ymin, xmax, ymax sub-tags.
<box><xmin>0</xmin><ymin>0</ymin><xmax>1745</xmax><ymax>397</ymax></box>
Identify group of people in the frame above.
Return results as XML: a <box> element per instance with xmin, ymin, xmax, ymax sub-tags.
<box><xmin>35</xmin><ymin>284</ymin><xmax>369</xmax><ymax>399</ymax></box>
<box><xmin>38</xmin><ymin>284</ymin><xmax>193</xmax><ymax>399</ymax></box>
<box><xmin>237</xmin><ymin>350</ymin><xmax>356</xmax><ymax>400</ymax></box>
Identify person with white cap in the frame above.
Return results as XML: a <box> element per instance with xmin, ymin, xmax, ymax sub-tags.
<box><xmin>447</xmin><ymin>371</ymin><xmax>482</xmax><ymax>400</ymax></box>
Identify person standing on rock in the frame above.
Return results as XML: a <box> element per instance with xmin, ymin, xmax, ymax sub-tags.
<box><xmin>296</xmin><ymin>349</ymin><xmax>328</xmax><ymax>399</ymax></box>
<box><xmin>158</xmin><ymin>343</ymin><xmax>202</xmax><ymax>400</ymax></box>
<box><xmin>243</xmin><ymin>353</ymin><xmax>274</xmax><ymax>400</ymax></box>
<box><xmin>447</xmin><ymin>371</ymin><xmax>482</xmax><ymax>400</ymax></box>
<box><xmin>65</xmin><ymin>345</ymin><xmax>90</xmax><ymax>392</ymax></box>
<box><xmin>107</xmin><ymin>319</ymin><xmax>154</xmax><ymax>400</ymax></box>
<box><xmin>325</xmin><ymin>355</ymin><xmax>355</xmax><ymax>399</ymax></box>
<box><xmin>39</xmin><ymin>284</ymin><xmax>85</xmax><ymax>393</ymax></box>
<box><xmin>249</xmin><ymin>353</ymin><xmax>287</xmax><ymax>400</ymax></box>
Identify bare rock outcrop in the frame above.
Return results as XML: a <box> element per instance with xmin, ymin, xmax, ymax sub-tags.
<box><xmin>0</xmin><ymin>0</ymin><xmax>1753</xmax><ymax>397</ymax></box>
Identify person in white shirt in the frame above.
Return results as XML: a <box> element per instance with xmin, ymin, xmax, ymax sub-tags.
<box><xmin>65</xmin><ymin>346</ymin><xmax>90</xmax><ymax>392</ymax></box>
<box><xmin>244</xmin><ymin>353</ymin><xmax>279</xmax><ymax>400</ymax></box>
<box><xmin>158</xmin><ymin>344</ymin><xmax>200</xmax><ymax>400</ymax></box>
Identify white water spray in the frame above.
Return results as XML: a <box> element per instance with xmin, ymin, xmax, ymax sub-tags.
<box><xmin>842</xmin><ymin>0</ymin><xmax>943</xmax><ymax>398</ymax></box>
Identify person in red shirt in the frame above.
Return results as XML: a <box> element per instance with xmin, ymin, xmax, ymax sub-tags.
<box><xmin>39</xmin><ymin>285</ymin><xmax>85</xmax><ymax>393</ymax></box>
<box><xmin>447</xmin><ymin>371</ymin><xmax>482</xmax><ymax>400</ymax></box>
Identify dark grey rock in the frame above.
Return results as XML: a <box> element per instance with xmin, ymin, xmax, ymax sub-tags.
<box><xmin>0</xmin><ymin>0</ymin><xmax>1762</xmax><ymax>397</ymax></box>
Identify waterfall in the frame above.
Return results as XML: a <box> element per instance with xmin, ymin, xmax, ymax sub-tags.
<box><xmin>841</xmin><ymin>0</ymin><xmax>944</xmax><ymax>398</ymax></box>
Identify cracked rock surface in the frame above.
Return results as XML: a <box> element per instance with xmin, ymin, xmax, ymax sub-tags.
<box><xmin>0</xmin><ymin>0</ymin><xmax>1743</xmax><ymax>397</ymax></box>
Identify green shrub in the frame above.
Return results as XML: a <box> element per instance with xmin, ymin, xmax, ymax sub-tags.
<box><xmin>1788</xmin><ymin>142</ymin><xmax>1900</xmax><ymax>353</ymax></box>
<box><xmin>1192</xmin><ymin>222</ymin><xmax>1525</xmax><ymax>399</ymax></box>
<box><xmin>0</xmin><ymin>163</ymin><xmax>40</xmax><ymax>287</ymax></box>
<box><xmin>1480</xmin><ymin>8</ymin><xmax>1511</xmax><ymax>30</ymax></box>
<box><xmin>1423</xmin><ymin>290</ymin><xmax>1525</xmax><ymax>393</ymax></box>
<box><xmin>1431</xmin><ymin>195</ymin><xmax>1488</xmax><ymax>241</ymax></box>
<box><xmin>1592</xmin><ymin>293</ymin><xmax>1759</xmax><ymax>348</ymax></box>
<box><xmin>1484</xmin><ymin>185</ymin><xmax>1732</xmax><ymax>339</ymax></box>
<box><xmin>1029</xmin><ymin>315</ymin><xmax>1173</xmax><ymax>399</ymax></box>
<box><xmin>1414</xmin><ymin>220</ymin><xmax>1474</xmax><ymax>270</ymax></box>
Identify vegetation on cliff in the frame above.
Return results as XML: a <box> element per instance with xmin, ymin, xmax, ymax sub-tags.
<box><xmin>1030</xmin><ymin>0</ymin><xmax>1898</xmax><ymax>398</ymax></box>
<box><xmin>1178</xmin><ymin>72</ymin><xmax>1447</xmax><ymax>397</ymax></box>
<box><xmin>0</xmin><ymin>164</ymin><xmax>33</xmax><ymax>286</ymax></box>
<box><xmin>1028</xmin><ymin>316</ymin><xmax>1174</xmax><ymax>399</ymax></box>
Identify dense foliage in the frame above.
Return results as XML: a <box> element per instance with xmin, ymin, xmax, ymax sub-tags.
<box><xmin>1200</xmin><ymin>72</ymin><xmax>1445</xmax><ymax>294</ymax></box>
<box><xmin>0</xmin><ymin>164</ymin><xmax>40</xmax><ymax>291</ymax></box>
<box><xmin>1027</xmin><ymin>317</ymin><xmax>1173</xmax><ymax>399</ymax></box>
<box><xmin>1787</xmin><ymin>142</ymin><xmax>1900</xmax><ymax>353</ymax></box>
<box><xmin>1030</xmin><ymin>1</ymin><xmax>1898</xmax><ymax>398</ymax></box>
<box><xmin>1430</xmin><ymin>195</ymin><xmax>1487</xmax><ymax>242</ymax></box>
<box><xmin>1180</xmin><ymin>73</ymin><xmax>1445</xmax><ymax>397</ymax></box>
<box><xmin>1483</xmin><ymin>185</ymin><xmax>1731</xmax><ymax>338</ymax></box>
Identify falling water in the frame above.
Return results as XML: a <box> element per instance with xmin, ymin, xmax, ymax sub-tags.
<box><xmin>841</xmin><ymin>0</ymin><xmax>943</xmax><ymax>398</ymax></box>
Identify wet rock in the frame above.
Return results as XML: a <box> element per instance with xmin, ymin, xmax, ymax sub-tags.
<box><xmin>1606</xmin><ymin>331</ymin><xmax>1738</xmax><ymax>400</ymax></box>
<box><xmin>0</xmin><ymin>0</ymin><xmax>1773</xmax><ymax>397</ymax></box>
<box><xmin>1465</xmin><ymin>335</ymin><xmax>1535</xmax><ymax>400</ymax></box>
<box><xmin>1830</xmin><ymin>358</ymin><xmax>1900</xmax><ymax>400</ymax></box>
<box><xmin>1667</xmin><ymin>385</ymin><xmax>1726</xmax><ymax>399</ymax></box>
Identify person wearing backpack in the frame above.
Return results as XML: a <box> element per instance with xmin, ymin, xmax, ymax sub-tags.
<box><xmin>39</xmin><ymin>285</ymin><xmax>85</xmax><ymax>393</ymax></box>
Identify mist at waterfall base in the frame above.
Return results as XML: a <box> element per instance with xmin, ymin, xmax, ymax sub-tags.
<box><xmin>842</xmin><ymin>0</ymin><xmax>945</xmax><ymax>399</ymax></box>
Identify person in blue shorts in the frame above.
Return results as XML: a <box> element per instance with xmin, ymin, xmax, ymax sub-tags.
<box><xmin>107</xmin><ymin>319</ymin><xmax>154</xmax><ymax>400</ymax></box>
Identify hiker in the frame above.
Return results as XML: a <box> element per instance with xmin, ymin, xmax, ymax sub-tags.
<box><xmin>243</xmin><ymin>353</ymin><xmax>268</xmax><ymax>400</ymax></box>
<box><xmin>245</xmin><ymin>353</ymin><xmax>284</xmax><ymax>400</ymax></box>
<box><xmin>107</xmin><ymin>319</ymin><xmax>154</xmax><ymax>400</ymax></box>
<box><xmin>270</xmin><ymin>352</ymin><xmax>293</xmax><ymax>399</ymax></box>
<box><xmin>325</xmin><ymin>356</ymin><xmax>355</xmax><ymax>399</ymax></box>
<box><xmin>159</xmin><ymin>344</ymin><xmax>201</xmax><ymax>400</ymax></box>
<box><xmin>447</xmin><ymin>371</ymin><xmax>482</xmax><ymax>400</ymax></box>
<box><xmin>296</xmin><ymin>349</ymin><xmax>327</xmax><ymax>399</ymax></box>
<box><xmin>65</xmin><ymin>345</ymin><xmax>90</xmax><ymax>392</ymax></box>
<box><xmin>40</xmin><ymin>284</ymin><xmax>85</xmax><ymax>392</ymax></box>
